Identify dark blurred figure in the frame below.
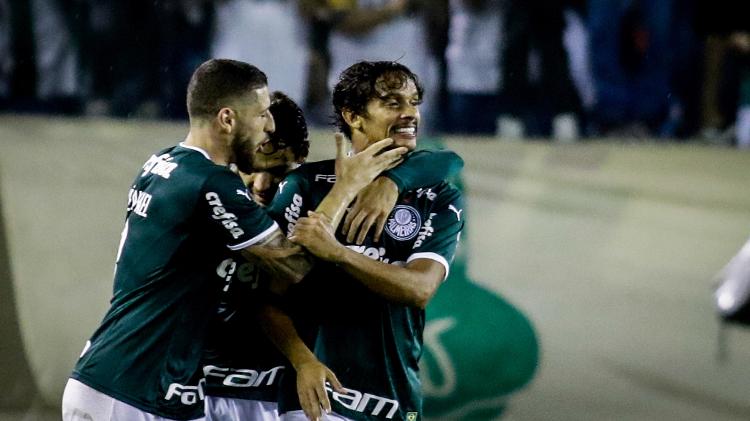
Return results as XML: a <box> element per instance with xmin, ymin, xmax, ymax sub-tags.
<box><xmin>83</xmin><ymin>0</ymin><xmax>159</xmax><ymax>117</ymax></box>
<box><xmin>156</xmin><ymin>0</ymin><xmax>214</xmax><ymax>119</ymax></box>
<box><xmin>497</xmin><ymin>0</ymin><xmax>583</xmax><ymax>141</ymax></box>
<box><xmin>297</xmin><ymin>0</ymin><xmax>345</xmax><ymax>126</ymax></box>
<box><xmin>587</xmin><ymin>0</ymin><xmax>700</xmax><ymax>139</ymax></box>
<box><xmin>696</xmin><ymin>0</ymin><xmax>750</xmax><ymax>148</ymax></box>
<box><xmin>0</xmin><ymin>0</ymin><xmax>12</xmax><ymax>105</ymax></box>
<box><xmin>85</xmin><ymin>0</ymin><xmax>213</xmax><ymax>119</ymax></box>
<box><xmin>443</xmin><ymin>0</ymin><xmax>503</xmax><ymax>135</ymax></box>
<box><xmin>3</xmin><ymin>0</ymin><xmax>87</xmax><ymax>114</ymax></box>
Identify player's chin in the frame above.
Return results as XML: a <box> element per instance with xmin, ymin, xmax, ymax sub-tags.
<box><xmin>392</xmin><ymin>135</ymin><xmax>417</xmax><ymax>151</ymax></box>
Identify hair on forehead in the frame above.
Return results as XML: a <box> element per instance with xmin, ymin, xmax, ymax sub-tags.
<box><xmin>373</xmin><ymin>71</ymin><xmax>416</xmax><ymax>97</ymax></box>
<box><xmin>332</xmin><ymin>61</ymin><xmax>424</xmax><ymax>139</ymax></box>
<box><xmin>186</xmin><ymin>58</ymin><xmax>268</xmax><ymax>121</ymax></box>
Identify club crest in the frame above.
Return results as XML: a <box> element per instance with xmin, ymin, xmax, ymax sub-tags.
<box><xmin>385</xmin><ymin>205</ymin><xmax>421</xmax><ymax>241</ymax></box>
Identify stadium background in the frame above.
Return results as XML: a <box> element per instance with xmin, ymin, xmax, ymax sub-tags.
<box><xmin>2</xmin><ymin>116</ymin><xmax>750</xmax><ymax>420</ymax></box>
<box><xmin>3</xmin><ymin>0</ymin><xmax>750</xmax><ymax>419</ymax></box>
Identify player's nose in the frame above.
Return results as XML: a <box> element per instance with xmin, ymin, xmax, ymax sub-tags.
<box><xmin>266</xmin><ymin>110</ymin><xmax>276</xmax><ymax>133</ymax></box>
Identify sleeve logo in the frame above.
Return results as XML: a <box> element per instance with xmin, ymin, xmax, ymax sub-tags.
<box><xmin>141</xmin><ymin>153</ymin><xmax>177</xmax><ymax>179</ymax></box>
<box><xmin>205</xmin><ymin>192</ymin><xmax>245</xmax><ymax>239</ymax></box>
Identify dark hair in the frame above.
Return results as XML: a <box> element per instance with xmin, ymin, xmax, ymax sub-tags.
<box><xmin>270</xmin><ymin>91</ymin><xmax>310</xmax><ymax>160</ymax></box>
<box><xmin>332</xmin><ymin>61</ymin><xmax>424</xmax><ymax>139</ymax></box>
<box><xmin>186</xmin><ymin>59</ymin><xmax>268</xmax><ymax>121</ymax></box>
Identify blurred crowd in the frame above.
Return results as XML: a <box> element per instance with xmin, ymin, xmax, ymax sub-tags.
<box><xmin>1</xmin><ymin>0</ymin><xmax>749</xmax><ymax>146</ymax></box>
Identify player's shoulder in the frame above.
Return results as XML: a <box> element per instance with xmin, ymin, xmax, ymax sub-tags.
<box><xmin>415</xmin><ymin>179</ymin><xmax>461</xmax><ymax>196</ymax></box>
<box><xmin>412</xmin><ymin>181</ymin><xmax>463</xmax><ymax>208</ymax></box>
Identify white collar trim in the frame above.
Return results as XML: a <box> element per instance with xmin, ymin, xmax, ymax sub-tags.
<box><xmin>178</xmin><ymin>142</ymin><xmax>211</xmax><ymax>161</ymax></box>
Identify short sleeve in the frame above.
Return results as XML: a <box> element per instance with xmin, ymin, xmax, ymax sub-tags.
<box><xmin>407</xmin><ymin>187</ymin><xmax>465</xmax><ymax>280</ymax></box>
<box><xmin>267</xmin><ymin>169</ymin><xmax>312</xmax><ymax>236</ymax></box>
<box><xmin>201</xmin><ymin>170</ymin><xmax>278</xmax><ymax>250</ymax></box>
<box><xmin>384</xmin><ymin>149</ymin><xmax>463</xmax><ymax>192</ymax></box>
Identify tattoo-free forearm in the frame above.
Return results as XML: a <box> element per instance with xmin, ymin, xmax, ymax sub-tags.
<box><xmin>257</xmin><ymin>303</ymin><xmax>318</xmax><ymax>370</ymax></box>
<box><xmin>313</xmin><ymin>182</ymin><xmax>359</xmax><ymax>231</ymax></box>
<box><xmin>331</xmin><ymin>246</ymin><xmax>445</xmax><ymax>309</ymax></box>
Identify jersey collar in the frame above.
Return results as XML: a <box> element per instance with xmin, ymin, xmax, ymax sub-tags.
<box><xmin>178</xmin><ymin>142</ymin><xmax>211</xmax><ymax>161</ymax></box>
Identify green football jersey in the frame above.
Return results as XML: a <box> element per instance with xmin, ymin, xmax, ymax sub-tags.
<box><xmin>71</xmin><ymin>143</ymin><xmax>278</xmax><ymax>420</ymax></box>
<box><xmin>201</xmin><ymin>253</ymin><xmax>287</xmax><ymax>402</ymax></box>
<box><xmin>269</xmin><ymin>160</ymin><xmax>465</xmax><ymax>421</ymax></box>
<box><xmin>200</xmin><ymin>149</ymin><xmax>464</xmax><ymax>407</ymax></box>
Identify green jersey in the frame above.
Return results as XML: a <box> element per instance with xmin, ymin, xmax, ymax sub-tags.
<box><xmin>269</xmin><ymin>159</ymin><xmax>465</xmax><ymax>421</ymax></box>
<box><xmin>201</xmin><ymin>253</ymin><xmax>287</xmax><ymax>403</ymax></box>
<box><xmin>200</xmin><ymin>149</ymin><xmax>464</xmax><ymax>406</ymax></box>
<box><xmin>71</xmin><ymin>143</ymin><xmax>277</xmax><ymax>420</ymax></box>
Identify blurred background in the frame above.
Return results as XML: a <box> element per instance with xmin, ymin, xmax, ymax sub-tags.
<box><xmin>2</xmin><ymin>0</ymin><xmax>750</xmax><ymax>420</ymax></box>
<box><xmin>2</xmin><ymin>0</ymin><xmax>750</xmax><ymax>145</ymax></box>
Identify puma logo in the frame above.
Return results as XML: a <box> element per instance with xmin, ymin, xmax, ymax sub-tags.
<box><xmin>448</xmin><ymin>204</ymin><xmax>463</xmax><ymax>221</ymax></box>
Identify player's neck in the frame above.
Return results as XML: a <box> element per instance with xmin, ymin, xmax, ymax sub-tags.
<box><xmin>184</xmin><ymin>127</ymin><xmax>231</xmax><ymax>166</ymax></box>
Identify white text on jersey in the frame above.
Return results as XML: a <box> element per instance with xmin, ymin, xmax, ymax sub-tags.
<box><xmin>413</xmin><ymin>213</ymin><xmax>436</xmax><ymax>248</ymax></box>
<box><xmin>206</xmin><ymin>192</ymin><xmax>245</xmax><ymax>239</ymax></box>
<box><xmin>127</xmin><ymin>188</ymin><xmax>152</xmax><ymax>217</ymax></box>
<box><xmin>284</xmin><ymin>193</ymin><xmax>304</xmax><ymax>234</ymax></box>
<box><xmin>203</xmin><ymin>365</ymin><xmax>284</xmax><ymax>388</ymax></box>
<box><xmin>315</xmin><ymin>174</ymin><xmax>336</xmax><ymax>183</ymax></box>
<box><xmin>165</xmin><ymin>378</ymin><xmax>205</xmax><ymax>405</ymax></box>
<box><xmin>142</xmin><ymin>153</ymin><xmax>178</xmax><ymax>179</ymax></box>
<box><xmin>325</xmin><ymin>384</ymin><xmax>399</xmax><ymax>419</ymax></box>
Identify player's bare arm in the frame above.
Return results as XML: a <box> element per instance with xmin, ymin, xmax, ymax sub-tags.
<box><xmin>241</xmin><ymin>230</ymin><xmax>313</xmax><ymax>288</ymax></box>
<box><xmin>342</xmin><ymin>176</ymin><xmax>399</xmax><ymax>244</ymax></box>
<box><xmin>242</xmin><ymin>134</ymin><xmax>406</xmax><ymax>284</ymax></box>
<box><xmin>343</xmin><ymin>149</ymin><xmax>464</xmax><ymax>245</ymax></box>
<box><xmin>257</xmin><ymin>303</ymin><xmax>343</xmax><ymax>421</ymax></box>
<box><xmin>290</xmin><ymin>211</ymin><xmax>444</xmax><ymax>309</ymax></box>
<box><xmin>313</xmin><ymin>133</ymin><xmax>407</xmax><ymax>228</ymax></box>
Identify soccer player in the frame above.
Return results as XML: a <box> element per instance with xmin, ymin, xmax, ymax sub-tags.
<box><xmin>61</xmin><ymin>59</ymin><xmax>408</xmax><ymax>421</ymax></box>
<box><xmin>267</xmin><ymin>61</ymin><xmax>465</xmax><ymax>421</ymax></box>
<box><xmin>201</xmin><ymin>91</ymin><xmax>310</xmax><ymax>421</ymax></box>
<box><xmin>202</xmin><ymin>89</ymin><xmax>464</xmax><ymax>420</ymax></box>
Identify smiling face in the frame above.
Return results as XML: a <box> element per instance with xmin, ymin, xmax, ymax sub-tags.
<box><xmin>349</xmin><ymin>72</ymin><xmax>421</xmax><ymax>153</ymax></box>
<box><xmin>230</xmin><ymin>86</ymin><xmax>284</xmax><ymax>173</ymax></box>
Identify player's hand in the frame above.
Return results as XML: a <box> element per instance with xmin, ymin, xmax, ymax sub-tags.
<box><xmin>333</xmin><ymin>133</ymin><xmax>407</xmax><ymax>195</ymax></box>
<box><xmin>342</xmin><ymin>176</ymin><xmax>398</xmax><ymax>244</ymax></box>
<box><xmin>296</xmin><ymin>358</ymin><xmax>344</xmax><ymax>421</ymax></box>
<box><xmin>289</xmin><ymin>211</ymin><xmax>344</xmax><ymax>262</ymax></box>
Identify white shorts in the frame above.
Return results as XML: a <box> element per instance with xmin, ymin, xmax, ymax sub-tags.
<box><xmin>281</xmin><ymin>409</ymin><xmax>354</xmax><ymax>421</ymax></box>
<box><xmin>204</xmin><ymin>396</ymin><xmax>279</xmax><ymax>421</ymax></box>
<box><xmin>62</xmin><ymin>378</ymin><xmax>205</xmax><ymax>421</ymax></box>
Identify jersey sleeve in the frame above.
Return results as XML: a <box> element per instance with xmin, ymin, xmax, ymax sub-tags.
<box><xmin>408</xmin><ymin>187</ymin><xmax>465</xmax><ymax>280</ymax></box>
<box><xmin>201</xmin><ymin>170</ymin><xmax>278</xmax><ymax>250</ymax></box>
<box><xmin>267</xmin><ymin>169</ymin><xmax>312</xmax><ymax>236</ymax></box>
<box><xmin>383</xmin><ymin>149</ymin><xmax>464</xmax><ymax>193</ymax></box>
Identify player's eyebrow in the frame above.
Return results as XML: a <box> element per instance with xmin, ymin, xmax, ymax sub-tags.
<box><xmin>377</xmin><ymin>93</ymin><xmax>401</xmax><ymax>101</ymax></box>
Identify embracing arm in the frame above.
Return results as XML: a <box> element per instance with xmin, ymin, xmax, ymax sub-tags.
<box><xmin>334</xmin><ymin>251</ymin><xmax>445</xmax><ymax>309</ymax></box>
<box><xmin>257</xmin><ymin>303</ymin><xmax>343</xmax><ymax>421</ymax></box>
<box><xmin>343</xmin><ymin>149</ymin><xmax>464</xmax><ymax>244</ymax></box>
<box><xmin>242</xmin><ymin>135</ymin><xmax>406</xmax><ymax>284</ymax></box>
<box><xmin>241</xmin><ymin>230</ymin><xmax>314</xmax><ymax>287</ymax></box>
<box><xmin>290</xmin><ymin>211</ymin><xmax>446</xmax><ymax>309</ymax></box>
<box><xmin>382</xmin><ymin>149</ymin><xmax>464</xmax><ymax>193</ymax></box>
<box><xmin>313</xmin><ymin>134</ymin><xmax>406</xmax><ymax>230</ymax></box>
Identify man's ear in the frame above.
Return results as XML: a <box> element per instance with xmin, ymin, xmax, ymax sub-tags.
<box><xmin>342</xmin><ymin>109</ymin><xmax>362</xmax><ymax>131</ymax></box>
<box><xmin>217</xmin><ymin>107</ymin><xmax>236</xmax><ymax>134</ymax></box>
